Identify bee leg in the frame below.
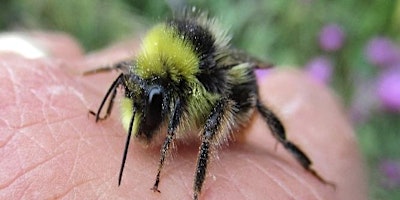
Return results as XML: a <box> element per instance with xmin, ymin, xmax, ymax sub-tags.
<box><xmin>89</xmin><ymin>73</ymin><xmax>124</xmax><ymax>122</ymax></box>
<box><xmin>194</xmin><ymin>99</ymin><xmax>232</xmax><ymax>200</ymax></box>
<box><xmin>256</xmin><ymin>101</ymin><xmax>335</xmax><ymax>188</ymax></box>
<box><xmin>83</xmin><ymin>61</ymin><xmax>132</xmax><ymax>75</ymax></box>
<box><xmin>151</xmin><ymin>98</ymin><xmax>184</xmax><ymax>193</ymax></box>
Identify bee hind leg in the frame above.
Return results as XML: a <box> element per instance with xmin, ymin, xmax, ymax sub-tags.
<box><xmin>256</xmin><ymin>100</ymin><xmax>336</xmax><ymax>188</ymax></box>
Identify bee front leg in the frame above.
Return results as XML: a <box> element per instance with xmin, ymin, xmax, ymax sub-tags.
<box><xmin>89</xmin><ymin>73</ymin><xmax>124</xmax><ymax>122</ymax></box>
<box><xmin>152</xmin><ymin>98</ymin><xmax>184</xmax><ymax>193</ymax></box>
<box><xmin>194</xmin><ymin>99</ymin><xmax>233</xmax><ymax>200</ymax></box>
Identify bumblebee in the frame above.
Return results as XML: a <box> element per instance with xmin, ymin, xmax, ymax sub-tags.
<box><xmin>85</xmin><ymin>8</ymin><xmax>332</xmax><ymax>200</ymax></box>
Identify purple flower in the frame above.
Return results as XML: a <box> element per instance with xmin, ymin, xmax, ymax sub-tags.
<box><xmin>380</xmin><ymin>160</ymin><xmax>400</xmax><ymax>188</ymax></box>
<box><xmin>366</xmin><ymin>37</ymin><xmax>400</xmax><ymax>67</ymax></box>
<box><xmin>319</xmin><ymin>24</ymin><xmax>345</xmax><ymax>52</ymax></box>
<box><xmin>255</xmin><ymin>68</ymin><xmax>273</xmax><ymax>84</ymax></box>
<box><xmin>376</xmin><ymin>69</ymin><xmax>400</xmax><ymax>112</ymax></box>
<box><xmin>304</xmin><ymin>56</ymin><xmax>333</xmax><ymax>84</ymax></box>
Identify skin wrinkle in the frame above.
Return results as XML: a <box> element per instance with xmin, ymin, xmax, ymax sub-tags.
<box><xmin>177</xmin><ymin>167</ymin><xmax>192</xmax><ymax>200</ymax></box>
<box><xmin>96</xmin><ymin>180</ymin><xmax>112</xmax><ymax>200</ymax></box>
<box><xmin>64</xmin><ymin>135</ymin><xmax>83</xmax><ymax>185</ymax></box>
<box><xmin>14</xmin><ymin>133</ymin><xmax>25</xmax><ymax>184</ymax></box>
<box><xmin>14</xmin><ymin>62</ymin><xmax>89</xmax><ymax>130</ymax></box>
<box><xmin>4</xmin><ymin>105</ymin><xmax>27</xmax><ymax>129</ymax></box>
<box><xmin>87</xmin><ymin>178</ymin><xmax>98</xmax><ymax>200</ymax></box>
<box><xmin>23</xmin><ymin>129</ymin><xmax>52</xmax><ymax>156</ymax></box>
<box><xmin>125</xmin><ymin>160</ymin><xmax>148</xmax><ymax>182</ymax></box>
<box><xmin>271</xmin><ymin>155</ymin><xmax>325</xmax><ymax>200</ymax></box>
<box><xmin>47</xmin><ymin>87</ymin><xmax>64</xmax><ymax>120</ymax></box>
<box><xmin>26</xmin><ymin>113</ymin><xmax>83</xmax><ymax>134</ymax></box>
<box><xmin>0</xmin><ymin>127</ymin><xmax>16</xmax><ymax>148</ymax></box>
<box><xmin>52</xmin><ymin>178</ymin><xmax>96</xmax><ymax>199</ymax></box>
<box><xmin>94</xmin><ymin>124</ymin><xmax>119</xmax><ymax>159</ymax></box>
<box><xmin>0</xmin><ymin>132</ymin><xmax>23</xmax><ymax>190</ymax></box>
<box><xmin>0</xmin><ymin>150</ymin><xmax>63</xmax><ymax>190</ymax></box>
<box><xmin>271</xmin><ymin>159</ymin><xmax>326</xmax><ymax>200</ymax></box>
<box><xmin>211</xmin><ymin>171</ymin><xmax>247</xmax><ymax>200</ymax></box>
<box><xmin>50</xmin><ymin>85</ymin><xmax>91</xmax><ymax>113</ymax></box>
<box><xmin>205</xmin><ymin>153</ymin><xmax>233</xmax><ymax>195</ymax></box>
<box><xmin>20</xmin><ymin>176</ymin><xmax>35</xmax><ymax>200</ymax></box>
<box><xmin>12</xmin><ymin>95</ymin><xmax>44</xmax><ymax>130</ymax></box>
<box><xmin>4</xmin><ymin>66</ymin><xmax>19</xmax><ymax>107</ymax></box>
<box><xmin>39</xmin><ymin>87</ymin><xmax>87</xmax><ymax>120</ymax></box>
<box><xmin>245</xmin><ymin>156</ymin><xmax>296</xmax><ymax>199</ymax></box>
<box><xmin>98</xmin><ymin>166</ymin><xmax>116</xmax><ymax>186</ymax></box>
<box><xmin>44</xmin><ymin>116</ymin><xmax>59</xmax><ymax>149</ymax></box>
<box><xmin>31</xmin><ymin>73</ymin><xmax>57</xmax><ymax>128</ymax></box>
<box><xmin>2</xmin><ymin>64</ymin><xmax>27</xmax><ymax>130</ymax></box>
<box><xmin>22</xmin><ymin>103</ymin><xmax>43</xmax><ymax>129</ymax></box>
<box><xmin>99</xmin><ymin>169</ymin><xmax>128</xmax><ymax>199</ymax></box>
<box><xmin>47</xmin><ymin>64</ymin><xmax>62</xmax><ymax>83</ymax></box>
<box><xmin>71</xmin><ymin>121</ymin><xmax>92</xmax><ymax>147</ymax></box>
<box><xmin>0</xmin><ymin>115</ymin><xmax>9</xmax><ymax>128</ymax></box>
<box><xmin>167</xmin><ymin>168</ymin><xmax>189</xmax><ymax>197</ymax></box>
<box><xmin>53</xmin><ymin>135</ymin><xmax>92</xmax><ymax>153</ymax></box>
<box><xmin>44</xmin><ymin>115</ymin><xmax>57</xmax><ymax>154</ymax></box>
<box><xmin>238</xmin><ymin>142</ymin><xmax>314</xmax><ymax>199</ymax></box>
<box><xmin>68</xmin><ymin>86</ymin><xmax>92</xmax><ymax>110</ymax></box>
<box><xmin>69</xmin><ymin>137</ymin><xmax>111</xmax><ymax>178</ymax></box>
<box><xmin>24</xmin><ymin>117</ymin><xmax>97</xmax><ymax>197</ymax></box>
<box><xmin>48</xmin><ymin>88</ymin><xmax>61</xmax><ymax>120</ymax></box>
<box><xmin>222</xmin><ymin>162</ymin><xmax>249</xmax><ymax>200</ymax></box>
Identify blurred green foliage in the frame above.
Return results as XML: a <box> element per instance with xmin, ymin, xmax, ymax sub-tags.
<box><xmin>0</xmin><ymin>0</ymin><xmax>145</xmax><ymax>50</ymax></box>
<box><xmin>1</xmin><ymin>0</ymin><xmax>399</xmax><ymax>199</ymax></box>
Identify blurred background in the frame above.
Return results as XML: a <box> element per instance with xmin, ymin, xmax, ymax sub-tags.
<box><xmin>1</xmin><ymin>0</ymin><xmax>399</xmax><ymax>199</ymax></box>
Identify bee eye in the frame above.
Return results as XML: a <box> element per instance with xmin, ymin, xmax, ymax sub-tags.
<box><xmin>142</xmin><ymin>85</ymin><xmax>164</xmax><ymax>135</ymax></box>
<box><xmin>148</xmin><ymin>86</ymin><xmax>163</xmax><ymax>106</ymax></box>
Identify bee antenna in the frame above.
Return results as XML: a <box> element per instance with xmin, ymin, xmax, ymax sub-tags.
<box><xmin>118</xmin><ymin>111</ymin><xmax>136</xmax><ymax>186</ymax></box>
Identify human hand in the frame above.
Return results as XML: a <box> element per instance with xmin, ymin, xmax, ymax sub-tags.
<box><xmin>0</xmin><ymin>32</ymin><xmax>366</xmax><ymax>199</ymax></box>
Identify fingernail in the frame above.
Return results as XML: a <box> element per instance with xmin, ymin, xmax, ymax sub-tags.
<box><xmin>0</xmin><ymin>33</ymin><xmax>47</xmax><ymax>59</ymax></box>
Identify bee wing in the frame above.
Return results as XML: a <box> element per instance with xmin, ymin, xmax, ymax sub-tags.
<box><xmin>225</xmin><ymin>48</ymin><xmax>274</xmax><ymax>69</ymax></box>
<box><xmin>83</xmin><ymin>61</ymin><xmax>133</xmax><ymax>76</ymax></box>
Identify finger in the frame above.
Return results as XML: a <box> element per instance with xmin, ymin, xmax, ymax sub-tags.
<box><xmin>246</xmin><ymin>69</ymin><xmax>367</xmax><ymax>200</ymax></box>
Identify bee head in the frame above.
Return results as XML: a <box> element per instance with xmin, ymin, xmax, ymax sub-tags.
<box><xmin>122</xmin><ymin>74</ymin><xmax>169</xmax><ymax>143</ymax></box>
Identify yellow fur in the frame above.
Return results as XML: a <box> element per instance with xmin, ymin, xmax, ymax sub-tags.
<box><xmin>121</xmin><ymin>97</ymin><xmax>141</xmax><ymax>135</ymax></box>
<box><xmin>135</xmin><ymin>24</ymin><xmax>200</xmax><ymax>83</ymax></box>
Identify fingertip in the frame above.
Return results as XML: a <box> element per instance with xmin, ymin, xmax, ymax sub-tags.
<box><xmin>257</xmin><ymin>69</ymin><xmax>367</xmax><ymax>200</ymax></box>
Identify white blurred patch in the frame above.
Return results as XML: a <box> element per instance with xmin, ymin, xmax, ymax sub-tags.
<box><xmin>281</xmin><ymin>96</ymin><xmax>302</xmax><ymax>116</ymax></box>
<box><xmin>0</xmin><ymin>33</ymin><xmax>46</xmax><ymax>59</ymax></box>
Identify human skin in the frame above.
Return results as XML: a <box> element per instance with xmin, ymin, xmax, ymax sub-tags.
<box><xmin>0</xmin><ymin>32</ymin><xmax>367</xmax><ymax>199</ymax></box>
